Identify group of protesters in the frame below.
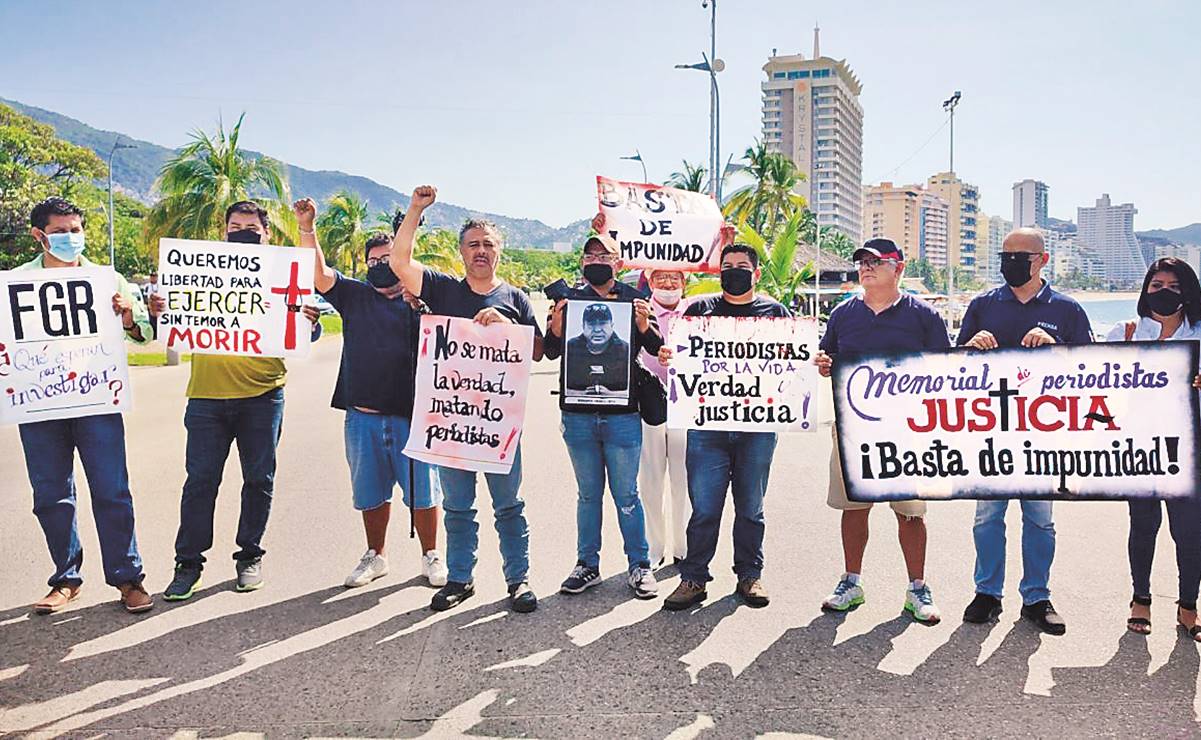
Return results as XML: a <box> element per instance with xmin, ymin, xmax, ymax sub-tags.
<box><xmin>13</xmin><ymin>189</ymin><xmax>1201</xmax><ymax>645</ymax></box>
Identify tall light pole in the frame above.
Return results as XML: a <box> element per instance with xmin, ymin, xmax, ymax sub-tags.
<box><xmin>107</xmin><ymin>137</ymin><xmax>136</xmax><ymax>268</ymax></box>
<box><xmin>619</xmin><ymin>150</ymin><xmax>648</xmax><ymax>183</ymax></box>
<box><xmin>676</xmin><ymin>0</ymin><xmax>723</xmax><ymax>201</ymax></box>
<box><xmin>942</xmin><ymin>90</ymin><xmax>961</xmax><ymax>300</ymax></box>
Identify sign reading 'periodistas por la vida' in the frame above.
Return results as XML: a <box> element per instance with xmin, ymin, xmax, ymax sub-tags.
<box><xmin>666</xmin><ymin>316</ymin><xmax>820</xmax><ymax>433</ymax></box>
<box><xmin>157</xmin><ymin>238</ymin><xmax>315</xmax><ymax>358</ymax></box>
<box><xmin>596</xmin><ymin>175</ymin><xmax>725</xmax><ymax>272</ymax></box>
<box><xmin>833</xmin><ymin>341</ymin><xmax>1201</xmax><ymax>501</ymax></box>
<box><xmin>405</xmin><ymin>315</ymin><xmax>535</xmax><ymax>475</ymax></box>
<box><xmin>0</xmin><ymin>267</ymin><xmax>131</xmax><ymax>424</ymax></box>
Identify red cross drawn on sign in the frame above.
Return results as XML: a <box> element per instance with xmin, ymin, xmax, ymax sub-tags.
<box><xmin>269</xmin><ymin>261</ymin><xmax>312</xmax><ymax>351</ymax></box>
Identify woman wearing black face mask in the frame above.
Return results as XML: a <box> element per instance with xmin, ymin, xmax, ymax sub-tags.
<box><xmin>1107</xmin><ymin>257</ymin><xmax>1201</xmax><ymax>642</ymax></box>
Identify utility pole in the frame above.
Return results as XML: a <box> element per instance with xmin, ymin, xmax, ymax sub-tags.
<box><xmin>942</xmin><ymin>91</ymin><xmax>961</xmax><ymax>301</ymax></box>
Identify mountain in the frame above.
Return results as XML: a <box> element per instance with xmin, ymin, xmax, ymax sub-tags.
<box><xmin>1137</xmin><ymin>224</ymin><xmax>1201</xmax><ymax>246</ymax></box>
<box><xmin>2</xmin><ymin>97</ymin><xmax>590</xmax><ymax>249</ymax></box>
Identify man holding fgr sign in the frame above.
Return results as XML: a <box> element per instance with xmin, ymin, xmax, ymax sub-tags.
<box><xmin>8</xmin><ymin>197</ymin><xmax>153</xmax><ymax>615</ymax></box>
<box><xmin>595</xmin><ymin>175</ymin><xmax>726</xmax><ymax>272</ymax></box>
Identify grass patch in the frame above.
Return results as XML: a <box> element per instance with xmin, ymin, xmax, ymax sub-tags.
<box><xmin>320</xmin><ymin>313</ymin><xmax>343</xmax><ymax>335</ymax></box>
<box><xmin>128</xmin><ymin>352</ymin><xmax>191</xmax><ymax>366</ymax></box>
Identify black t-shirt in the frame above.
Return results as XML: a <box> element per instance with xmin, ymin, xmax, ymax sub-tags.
<box><xmin>321</xmin><ymin>272</ymin><xmax>419</xmax><ymax>417</ymax></box>
<box><xmin>684</xmin><ymin>294</ymin><xmax>793</xmax><ymax>318</ymax></box>
<box><xmin>420</xmin><ymin>268</ymin><xmax>542</xmax><ymax>333</ymax></box>
<box><xmin>565</xmin><ymin>334</ymin><xmax>631</xmax><ymax>391</ymax></box>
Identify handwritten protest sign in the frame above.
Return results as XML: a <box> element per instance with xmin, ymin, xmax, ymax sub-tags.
<box><xmin>596</xmin><ymin>175</ymin><xmax>725</xmax><ymax>272</ymax></box>
<box><xmin>833</xmin><ymin>341</ymin><xmax>1201</xmax><ymax>501</ymax></box>
<box><xmin>0</xmin><ymin>267</ymin><xmax>131</xmax><ymax>424</ymax></box>
<box><xmin>404</xmin><ymin>315</ymin><xmax>535</xmax><ymax>474</ymax></box>
<box><xmin>666</xmin><ymin>316</ymin><xmax>819</xmax><ymax>432</ymax></box>
<box><xmin>157</xmin><ymin>238</ymin><xmax>314</xmax><ymax>358</ymax></box>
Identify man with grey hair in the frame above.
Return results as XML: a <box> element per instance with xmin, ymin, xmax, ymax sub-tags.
<box><xmin>957</xmin><ymin>227</ymin><xmax>1093</xmax><ymax>635</ymax></box>
<box><xmin>389</xmin><ymin>185</ymin><xmax>544</xmax><ymax>614</ymax></box>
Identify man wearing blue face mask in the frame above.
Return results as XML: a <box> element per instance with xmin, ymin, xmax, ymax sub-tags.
<box><xmin>291</xmin><ymin>197</ymin><xmax>446</xmax><ymax>590</ymax></box>
<box><xmin>16</xmin><ymin>196</ymin><xmax>154</xmax><ymax>615</ymax></box>
<box><xmin>151</xmin><ymin>200</ymin><xmax>322</xmax><ymax>601</ymax></box>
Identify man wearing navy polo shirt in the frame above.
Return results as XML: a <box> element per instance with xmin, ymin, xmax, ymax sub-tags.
<box><xmin>958</xmin><ymin>227</ymin><xmax>1093</xmax><ymax>635</ymax></box>
<box><xmin>815</xmin><ymin>238</ymin><xmax>948</xmax><ymax>623</ymax></box>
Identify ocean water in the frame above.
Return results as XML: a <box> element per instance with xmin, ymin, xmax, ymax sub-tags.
<box><xmin>1080</xmin><ymin>298</ymin><xmax>1139</xmax><ymax>334</ymax></box>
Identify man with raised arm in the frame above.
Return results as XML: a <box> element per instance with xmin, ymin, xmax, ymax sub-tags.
<box><xmin>389</xmin><ymin>186</ymin><xmax>542</xmax><ymax>614</ymax></box>
<box><xmin>292</xmin><ymin>197</ymin><xmax>446</xmax><ymax>590</ymax></box>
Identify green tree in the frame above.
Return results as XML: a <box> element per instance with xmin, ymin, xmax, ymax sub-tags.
<box><xmin>722</xmin><ymin>140</ymin><xmax>807</xmax><ymax>237</ymax></box>
<box><xmin>144</xmin><ymin>113</ymin><xmax>293</xmax><ymax>247</ymax></box>
<box><xmin>416</xmin><ymin>229</ymin><xmax>465</xmax><ymax>276</ymax></box>
<box><xmin>666</xmin><ymin>160</ymin><xmax>707</xmax><ymax>192</ymax></box>
<box><xmin>317</xmin><ymin>190</ymin><xmax>372</xmax><ymax>277</ymax></box>
<box><xmin>687</xmin><ymin>212</ymin><xmax>814</xmax><ymax>307</ymax></box>
<box><xmin>0</xmin><ymin>103</ymin><xmax>107</xmax><ymax>268</ymax></box>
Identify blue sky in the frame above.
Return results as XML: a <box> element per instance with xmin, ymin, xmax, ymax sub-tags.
<box><xmin>1</xmin><ymin>0</ymin><xmax>1197</xmax><ymax>230</ymax></box>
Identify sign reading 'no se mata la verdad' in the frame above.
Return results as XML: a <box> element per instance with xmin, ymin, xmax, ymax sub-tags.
<box><xmin>157</xmin><ymin>238</ymin><xmax>315</xmax><ymax>358</ymax></box>
<box><xmin>596</xmin><ymin>175</ymin><xmax>725</xmax><ymax>272</ymax></box>
<box><xmin>667</xmin><ymin>316</ymin><xmax>819</xmax><ymax>433</ymax></box>
<box><xmin>833</xmin><ymin>341</ymin><xmax>1201</xmax><ymax>501</ymax></box>
<box><xmin>0</xmin><ymin>267</ymin><xmax>131</xmax><ymax>424</ymax></box>
<box><xmin>404</xmin><ymin>315</ymin><xmax>535</xmax><ymax>475</ymax></box>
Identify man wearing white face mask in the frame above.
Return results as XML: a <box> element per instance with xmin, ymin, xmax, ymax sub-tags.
<box><xmin>16</xmin><ymin>197</ymin><xmax>155</xmax><ymax>615</ymax></box>
<box><xmin>638</xmin><ymin>267</ymin><xmax>692</xmax><ymax>567</ymax></box>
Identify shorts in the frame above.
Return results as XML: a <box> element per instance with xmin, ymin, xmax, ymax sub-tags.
<box><xmin>827</xmin><ymin>428</ymin><xmax>926</xmax><ymax>518</ymax></box>
<box><xmin>344</xmin><ymin>408</ymin><xmax>442</xmax><ymax>511</ymax></box>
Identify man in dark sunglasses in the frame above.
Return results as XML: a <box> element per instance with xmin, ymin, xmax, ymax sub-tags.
<box><xmin>957</xmin><ymin>227</ymin><xmax>1093</xmax><ymax>635</ymax></box>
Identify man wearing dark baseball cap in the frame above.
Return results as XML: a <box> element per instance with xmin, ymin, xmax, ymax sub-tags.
<box><xmin>814</xmin><ymin>237</ymin><xmax>950</xmax><ymax>623</ymax></box>
<box><xmin>565</xmin><ymin>302</ymin><xmax>631</xmax><ymax>392</ymax></box>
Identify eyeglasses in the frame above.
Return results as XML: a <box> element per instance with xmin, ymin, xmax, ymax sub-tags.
<box><xmin>582</xmin><ymin>252</ymin><xmax>617</xmax><ymax>264</ymax></box>
<box><xmin>854</xmin><ymin>258</ymin><xmax>898</xmax><ymax>270</ymax></box>
<box><xmin>1000</xmin><ymin>253</ymin><xmax>1041</xmax><ymax>263</ymax></box>
<box><xmin>365</xmin><ymin>256</ymin><xmax>390</xmax><ymax>268</ymax></box>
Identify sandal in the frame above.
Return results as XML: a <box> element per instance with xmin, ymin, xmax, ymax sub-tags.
<box><xmin>1127</xmin><ymin>595</ymin><xmax>1152</xmax><ymax>634</ymax></box>
<box><xmin>1177</xmin><ymin>601</ymin><xmax>1201</xmax><ymax>643</ymax></box>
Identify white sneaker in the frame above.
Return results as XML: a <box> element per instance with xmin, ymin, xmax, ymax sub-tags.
<box><xmin>821</xmin><ymin>577</ymin><xmax>865</xmax><ymax>611</ymax></box>
<box><xmin>423</xmin><ymin>550</ymin><xmax>448</xmax><ymax>587</ymax></box>
<box><xmin>345</xmin><ymin>549</ymin><xmax>388</xmax><ymax>588</ymax></box>
<box><xmin>905</xmin><ymin>581</ymin><xmax>941</xmax><ymax>623</ymax></box>
<box><xmin>628</xmin><ymin>566</ymin><xmax>658</xmax><ymax>599</ymax></box>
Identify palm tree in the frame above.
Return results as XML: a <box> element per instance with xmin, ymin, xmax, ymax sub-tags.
<box><xmin>722</xmin><ymin>140</ymin><xmax>807</xmax><ymax>237</ymax></box>
<box><xmin>667</xmin><ymin>160</ymin><xmax>707</xmax><ymax>192</ymax></box>
<box><xmin>144</xmin><ymin>114</ymin><xmax>293</xmax><ymax>246</ymax></box>
<box><xmin>415</xmin><ymin>229</ymin><xmax>465</xmax><ymax>276</ymax></box>
<box><xmin>317</xmin><ymin>190</ymin><xmax>371</xmax><ymax>276</ymax></box>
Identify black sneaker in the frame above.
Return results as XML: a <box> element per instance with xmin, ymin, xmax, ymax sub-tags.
<box><xmin>963</xmin><ymin>593</ymin><xmax>1003</xmax><ymax>623</ymax></box>
<box><xmin>559</xmin><ymin>563</ymin><xmax>602</xmax><ymax>594</ymax></box>
<box><xmin>1021</xmin><ymin>600</ymin><xmax>1067</xmax><ymax>635</ymax></box>
<box><xmin>164</xmin><ymin>564</ymin><xmax>203</xmax><ymax>601</ymax></box>
<box><xmin>508</xmin><ymin>582</ymin><xmax>538</xmax><ymax>613</ymax></box>
<box><xmin>235</xmin><ymin>558</ymin><xmax>264</xmax><ymax>592</ymax></box>
<box><xmin>431</xmin><ymin>581</ymin><xmax>475</xmax><ymax>611</ymax></box>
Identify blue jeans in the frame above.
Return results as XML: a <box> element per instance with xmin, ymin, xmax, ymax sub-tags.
<box><xmin>19</xmin><ymin>413</ymin><xmax>143</xmax><ymax>588</ymax></box>
<box><xmin>561</xmin><ymin>411</ymin><xmax>649</xmax><ymax>571</ymax></box>
<box><xmin>175</xmin><ymin>388</ymin><xmax>285</xmax><ymax>568</ymax></box>
<box><xmin>973</xmin><ymin>500</ymin><xmax>1055</xmax><ymax>604</ymax></box>
<box><xmin>344</xmin><ymin>409</ymin><xmax>441</xmax><ymax>511</ymax></box>
<box><xmin>1129</xmin><ymin>496</ymin><xmax>1201</xmax><ymax>608</ymax></box>
<box><xmin>439</xmin><ymin>446</ymin><xmax>529</xmax><ymax>586</ymax></box>
<box><xmin>680</xmin><ymin>429</ymin><xmax>777</xmax><ymax>584</ymax></box>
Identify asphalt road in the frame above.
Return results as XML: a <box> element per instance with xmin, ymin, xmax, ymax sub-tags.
<box><xmin>1</xmin><ymin>336</ymin><xmax>1199</xmax><ymax>738</ymax></box>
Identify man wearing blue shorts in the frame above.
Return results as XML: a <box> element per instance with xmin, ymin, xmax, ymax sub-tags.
<box><xmin>294</xmin><ymin>199</ymin><xmax>446</xmax><ymax>588</ymax></box>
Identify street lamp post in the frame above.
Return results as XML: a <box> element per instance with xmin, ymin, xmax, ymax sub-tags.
<box><xmin>942</xmin><ymin>90</ymin><xmax>961</xmax><ymax>301</ymax></box>
<box><xmin>676</xmin><ymin>0</ymin><xmax>723</xmax><ymax>201</ymax></box>
<box><xmin>619</xmin><ymin>150</ymin><xmax>648</xmax><ymax>183</ymax></box>
<box><xmin>107</xmin><ymin>137</ymin><xmax>136</xmax><ymax>268</ymax></box>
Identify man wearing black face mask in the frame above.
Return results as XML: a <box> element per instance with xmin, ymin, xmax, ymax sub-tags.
<box><xmin>543</xmin><ymin>230</ymin><xmax>663</xmax><ymax>601</ymax></box>
<box><xmin>290</xmin><ymin>198</ymin><xmax>446</xmax><ymax>590</ymax></box>
<box><xmin>658</xmin><ymin>243</ymin><xmax>789</xmax><ymax>610</ymax></box>
<box><xmin>957</xmin><ymin>227</ymin><xmax>1092</xmax><ymax>635</ymax></box>
<box><xmin>156</xmin><ymin>200</ymin><xmax>322</xmax><ymax>601</ymax></box>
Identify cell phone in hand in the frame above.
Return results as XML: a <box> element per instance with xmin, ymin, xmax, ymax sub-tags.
<box><xmin>543</xmin><ymin>279</ymin><xmax>570</xmax><ymax>302</ymax></box>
